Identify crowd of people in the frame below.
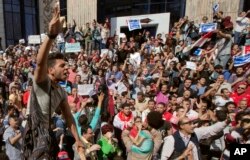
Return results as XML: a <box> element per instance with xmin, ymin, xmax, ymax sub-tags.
<box><xmin>0</xmin><ymin>4</ymin><xmax>250</xmax><ymax>160</ymax></box>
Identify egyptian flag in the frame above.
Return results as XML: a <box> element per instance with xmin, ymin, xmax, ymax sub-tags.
<box><xmin>183</xmin><ymin>31</ymin><xmax>215</xmax><ymax>53</ymax></box>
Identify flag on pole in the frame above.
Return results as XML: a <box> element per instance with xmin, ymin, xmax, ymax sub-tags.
<box><xmin>234</xmin><ymin>45</ymin><xmax>250</xmax><ymax>66</ymax></box>
<box><xmin>183</xmin><ymin>31</ymin><xmax>214</xmax><ymax>53</ymax></box>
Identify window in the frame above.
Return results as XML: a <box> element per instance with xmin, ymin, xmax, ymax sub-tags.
<box><xmin>3</xmin><ymin>0</ymin><xmax>39</xmax><ymax>46</ymax></box>
<box><xmin>60</xmin><ymin>0</ymin><xmax>67</xmax><ymax>17</ymax></box>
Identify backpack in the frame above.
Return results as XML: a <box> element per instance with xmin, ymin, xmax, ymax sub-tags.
<box><xmin>21</xmin><ymin>87</ymin><xmax>58</xmax><ymax>160</ymax></box>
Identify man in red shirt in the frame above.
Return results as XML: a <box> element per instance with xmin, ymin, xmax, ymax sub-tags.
<box><xmin>156</xmin><ymin>102</ymin><xmax>173</xmax><ymax>121</ymax></box>
<box><xmin>230</xmin><ymin>82</ymin><xmax>250</xmax><ymax>107</ymax></box>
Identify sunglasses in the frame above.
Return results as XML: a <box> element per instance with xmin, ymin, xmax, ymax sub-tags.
<box><xmin>238</xmin><ymin>87</ymin><xmax>246</xmax><ymax>90</ymax></box>
<box><xmin>242</xmin><ymin>118</ymin><xmax>250</xmax><ymax>123</ymax></box>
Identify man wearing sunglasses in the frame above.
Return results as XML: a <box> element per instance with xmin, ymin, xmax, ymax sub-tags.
<box><xmin>230</xmin><ymin>82</ymin><xmax>250</xmax><ymax>107</ymax></box>
<box><xmin>161</xmin><ymin>116</ymin><xmax>229</xmax><ymax>160</ymax></box>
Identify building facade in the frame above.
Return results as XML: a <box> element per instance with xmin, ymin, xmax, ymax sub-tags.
<box><xmin>0</xmin><ymin>0</ymin><xmax>249</xmax><ymax>49</ymax></box>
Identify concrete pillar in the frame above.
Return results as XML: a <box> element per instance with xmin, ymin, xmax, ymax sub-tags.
<box><xmin>39</xmin><ymin>0</ymin><xmax>56</xmax><ymax>34</ymax></box>
<box><xmin>0</xmin><ymin>0</ymin><xmax>6</xmax><ymax>49</ymax></box>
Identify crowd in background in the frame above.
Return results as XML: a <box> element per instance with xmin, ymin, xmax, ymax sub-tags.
<box><xmin>0</xmin><ymin>7</ymin><xmax>250</xmax><ymax>160</ymax></box>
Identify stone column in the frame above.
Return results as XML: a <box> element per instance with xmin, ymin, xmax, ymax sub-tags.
<box><xmin>39</xmin><ymin>0</ymin><xmax>56</xmax><ymax>33</ymax></box>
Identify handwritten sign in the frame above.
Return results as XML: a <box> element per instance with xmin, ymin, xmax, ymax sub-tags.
<box><xmin>78</xmin><ymin>84</ymin><xmax>94</xmax><ymax>96</ymax></box>
<box><xmin>128</xmin><ymin>19</ymin><xmax>141</xmax><ymax>31</ymax></box>
<box><xmin>65</xmin><ymin>42</ymin><xmax>81</xmax><ymax>53</ymax></box>
<box><xmin>186</xmin><ymin>61</ymin><xmax>197</xmax><ymax>70</ymax></box>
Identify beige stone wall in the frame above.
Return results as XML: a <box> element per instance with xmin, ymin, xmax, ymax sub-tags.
<box><xmin>0</xmin><ymin>0</ymin><xmax>6</xmax><ymax>49</ymax></box>
<box><xmin>67</xmin><ymin>0</ymin><xmax>97</xmax><ymax>29</ymax></box>
<box><xmin>185</xmin><ymin>0</ymin><xmax>241</xmax><ymax>24</ymax></box>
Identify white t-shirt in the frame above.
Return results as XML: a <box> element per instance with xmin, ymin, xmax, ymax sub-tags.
<box><xmin>235</xmin><ymin>17</ymin><xmax>249</xmax><ymax>32</ymax></box>
<box><xmin>214</xmin><ymin>96</ymin><xmax>233</xmax><ymax>107</ymax></box>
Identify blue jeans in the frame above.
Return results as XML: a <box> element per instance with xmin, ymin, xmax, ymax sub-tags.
<box><xmin>234</xmin><ymin>31</ymin><xmax>241</xmax><ymax>44</ymax></box>
<box><xmin>214</xmin><ymin>54</ymin><xmax>231</xmax><ymax>69</ymax></box>
<box><xmin>57</xmin><ymin>42</ymin><xmax>65</xmax><ymax>53</ymax></box>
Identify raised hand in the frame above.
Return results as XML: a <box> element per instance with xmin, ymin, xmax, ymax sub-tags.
<box><xmin>48</xmin><ymin>3</ymin><xmax>62</xmax><ymax>37</ymax></box>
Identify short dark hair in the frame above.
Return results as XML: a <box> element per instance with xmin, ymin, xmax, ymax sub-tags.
<box><xmin>78</xmin><ymin>114</ymin><xmax>88</xmax><ymax>127</ymax></box>
<box><xmin>169</xmin><ymin>94</ymin><xmax>177</xmax><ymax>100</ymax></box>
<box><xmin>235</xmin><ymin>111</ymin><xmax>246</xmax><ymax>124</ymax></box>
<box><xmin>81</xmin><ymin>125</ymin><xmax>92</xmax><ymax>135</ymax></box>
<box><xmin>47</xmin><ymin>52</ymin><xmax>65</xmax><ymax>68</ymax></box>
<box><xmin>214</xmin><ymin>65</ymin><xmax>223</xmax><ymax>69</ymax></box>
<box><xmin>225</xmin><ymin>101</ymin><xmax>236</xmax><ymax>108</ymax></box>
<box><xmin>215</xmin><ymin>110</ymin><xmax>228</xmax><ymax>121</ymax></box>
<box><xmin>176</xmin><ymin>106</ymin><xmax>184</xmax><ymax>111</ymax></box>
<box><xmin>148</xmin><ymin>99</ymin><xmax>156</xmax><ymax>104</ymax></box>
<box><xmin>221</xmin><ymin>88</ymin><xmax>228</xmax><ymax>94</ymax></box>
<box><xmin>121</xmin><ymin>103</ymin><xmax>130</xmax><ymax>109</ymax></box>
<box><xmin>147</xmin><ymin>111</ymin><xmax>164</xmax><ymax>129</ymax></box>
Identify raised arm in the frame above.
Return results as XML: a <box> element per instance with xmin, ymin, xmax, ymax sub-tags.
<box><xmin>34</xmin><ymin>5</ymin><xmax>62</xmax><ymax>83</ymax></box>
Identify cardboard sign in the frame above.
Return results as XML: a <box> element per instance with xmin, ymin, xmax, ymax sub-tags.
<box><xmin>186</xmin><ymin>61</ymin><xmax>197</xmax><ymax>70</ymax></box>
<box><xmin>199</xmin><ymin>23</ymin><xmax>217</xmax><ymax>33</ymax></box>
<box><xmin>28</xmin><ymin>35</ymin><xmax>41</xmax><ymax>44</ymax></box>
<box><xmin>78</xmin><ymin>84</ymin><xmax>94</xmax><ymax>96</ymax></box>
<box><xmin>128</xmin><ymin>19</ymin><xmax>141</xmax><ymax>31</ymax></box>
<box><xmin>65</xmin><ymin>42</ymin><xmax>81</xmax><ymax>53</ymax></box>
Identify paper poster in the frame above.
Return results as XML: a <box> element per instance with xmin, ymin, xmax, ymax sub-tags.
<box><xmin>28</xmin><ymin>35</ymin><xmax>41</xmax><ymax>44</ymax></box>
<box><xmin>130</xmin><ymin>52</ymin><xmax>141</xmax><ymax>68</ymax></box>
<box><xmin>78</xmin><ymin>84</ymin><xmax>94</xmax><ymax>96</ymax></box>
<box><xmin>194</xmin><ymin>48</ymin><xmax>203</xmax><ymax>56</ymax></box>
<box><xmin>19</xmin><ymin>39</ymin><xmax>25</xmax><ymax>44</ymax></box>
<box><xmin>40</xmin><ymin>33</ymin><xmax>47</xmax><ymax>43</ymax></box>
<box><xmin>213</xmin><ymin>3</ymin><xmax>219</xmax><ymax>13</ymax></box>
<box><xmin>199</xmin><ymin>23</ymin><xmax>217</xmax><ymax>33</ymax></box>
<box><xmin>186</xmin><ymin>61</ymin><xmax>197</xmax><ymax>70</ymax></box>
<box><xmin>100</xmin><ymin>49</ymin><xmax>109</xmax><ymax>58</ymax></box>
<box><xmin>65</xmin><ymin>42</ymin><xmax>81</xmax><ymax>53</ymax></box>
<box><xmin>128</xmin><ymin>19</ymin><xmax>141</xmax><ymax>31</ymax></box>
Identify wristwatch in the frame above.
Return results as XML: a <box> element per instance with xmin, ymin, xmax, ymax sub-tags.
<box><xmin>47</xmin><ymin>34</ymin><xmax>57</xmax><ymax>39</ymax></box>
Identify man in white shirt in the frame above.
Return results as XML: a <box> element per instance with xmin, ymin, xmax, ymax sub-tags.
<box><xmin>161</xmin><ymin>117</ymin><xmax>229</xmax><ymax>160</ymax></box>
<box><xmin>141</xmin><ymin>99</ymin><xmax>155</xmax><ymax>122</ymax></box>
<box><xmin>214</xmin><ymin>88</ymin><xmax>233</xmax><ymax>107</ymax></box>
<box><xmin>234</xmin><ymin>11</ymin><xmax>250</xmax><ymax>44</ymax></box>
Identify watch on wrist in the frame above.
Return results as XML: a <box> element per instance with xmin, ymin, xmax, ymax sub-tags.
<box><xmin>47</xmin><ymin>34</ymin><xmax>57</xmax><ymax>39</ymax></box>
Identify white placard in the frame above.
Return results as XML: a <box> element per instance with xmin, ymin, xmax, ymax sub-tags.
<box><xmin>40</xmin><ymin>33</ymin><xmax>47</xmax><ymax>43</ymax></box>
<box><xmin>130</xmin><ymin>52</ymin><xmax>141</xmax><ymax>68</ymax></box>
<box><xmin>28</xmin><ymin>35</ymin><xmax>41</xmax><ymax>44</ymax></box>
<box><xmin>65</xmin><ymin>42</ymin><xmax>81</xmax><ymax>53</ymax></box>
<box><xmin>78</xmin><ymin>84</ymin><xmax>94</xmax><ymax>96</ymax></box>
<box><xmin>186</xmin><ymin>61</ymin><xmax>197</xmax><ymax>70</ymax></box>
